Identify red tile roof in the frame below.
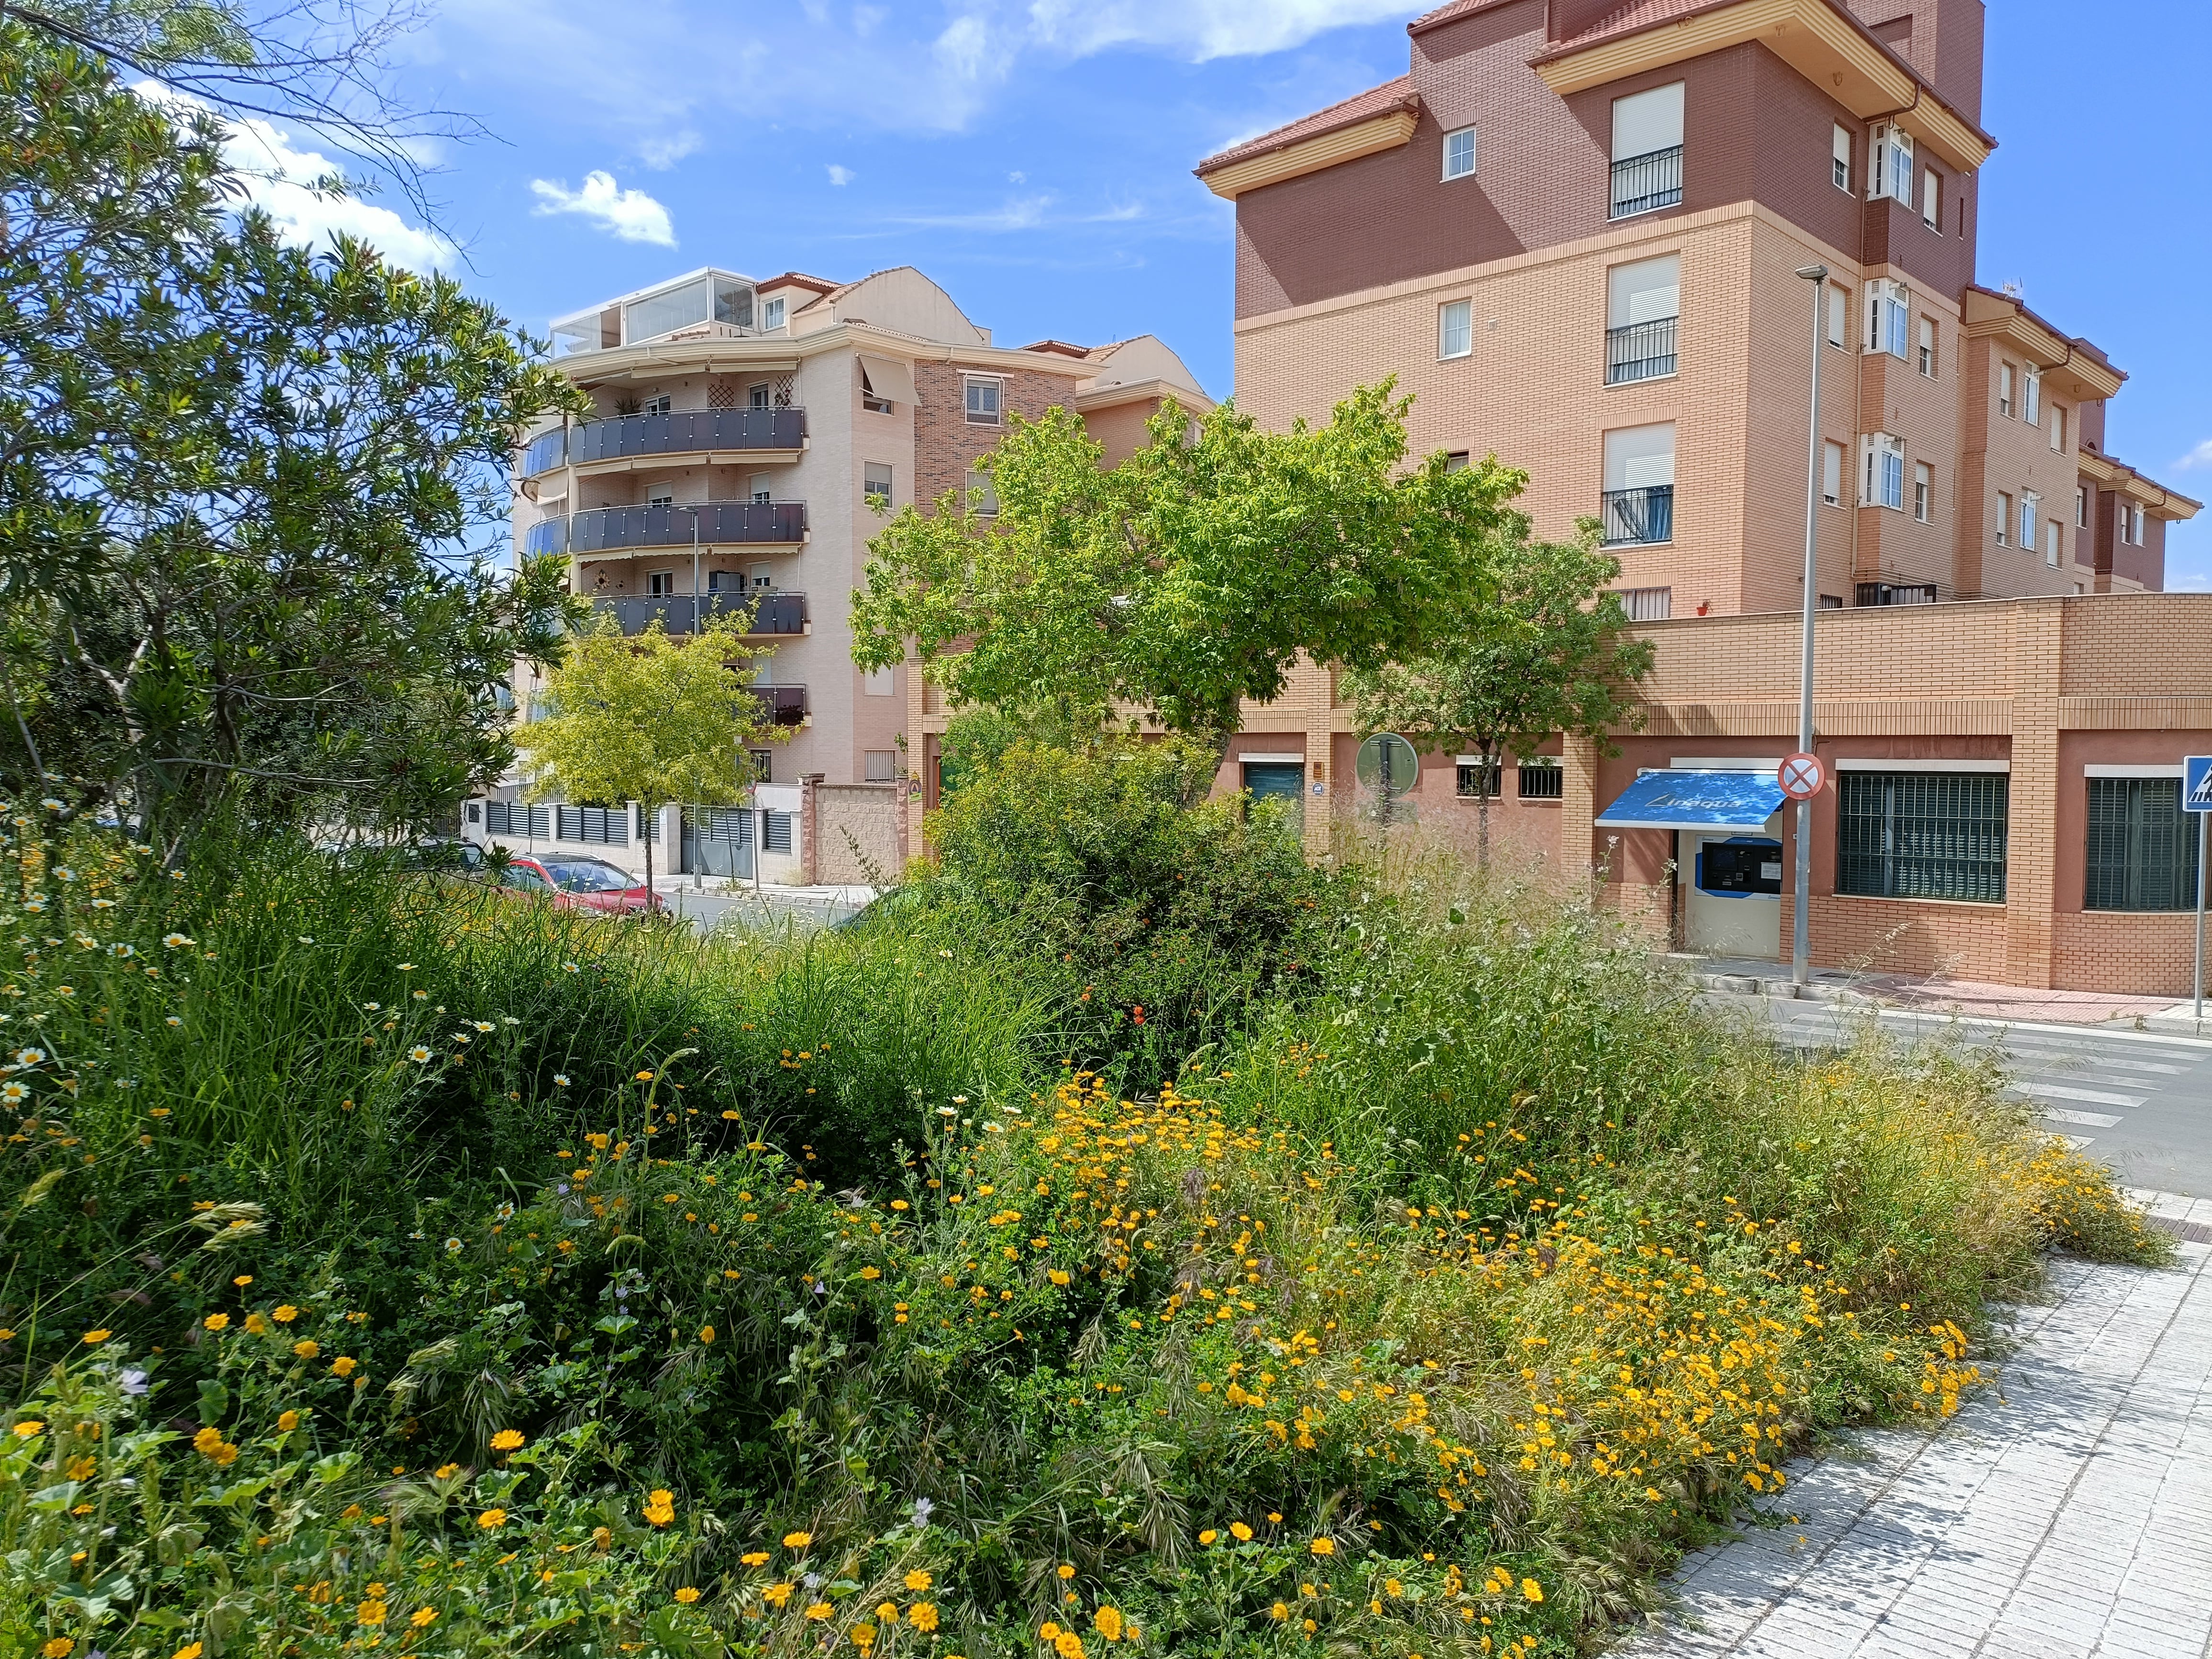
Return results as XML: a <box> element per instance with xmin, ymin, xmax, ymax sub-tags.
<box><xmin>1407</xmin><ymin>0</ymin><xmax>1524</xmax><ymax>33</ymax></box>
<box><xmin>1546</xmin><ymin>0</ymin><xmax>1732</xmax><ymax>50</ymax></box>
<box><xmin>1194</xmin><ymin>76</ymin><xmax>1418</xmax><ymax>177</ymax></box>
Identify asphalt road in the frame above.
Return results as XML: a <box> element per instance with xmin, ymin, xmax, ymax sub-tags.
<box><xmin>1711</xmin><ymin>994</ymin><xmax>2212</xmax><ymax>1200</ymax></box>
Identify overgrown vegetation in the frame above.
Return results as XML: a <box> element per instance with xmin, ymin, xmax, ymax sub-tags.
<box><xmin>0</xmin><ymin>781</ymin><xmax>2167</xmax><ymax>1658</ymax></box>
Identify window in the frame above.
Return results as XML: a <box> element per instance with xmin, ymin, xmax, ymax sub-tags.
<box><xmin>2050</xmin><ymin>406</ymin><xmax>2066</xmax><ymax>452</ymax></box>
<box><xmin>861</xmin><ymin>367</ymin><xmax>892</xmax><ymax>414</ymax></box>
<box><xmin>863</xmin><ymin>462</ymin><xmax>894</xmax><ymax>509</ymax></box>
<box><xmin>1439</xmin><ymin>299</ymin><xmax>1473</xmax><ymax>360</ymax></box>
<box><xmin>863</xmin><ymin>667</ymin><xmax>895</xmax><ymax>697</ymax></box>
<box><xmin>2023</xmin><ymin>369</ymin><xmax>2041</xmax><ymax>427</ymax></box>
<box><xmin>1819</xmin><ymin>594</ymin><xmax>1846</xmax><ymax>608</ymax></box>
<box><xmin>748</xmin><ymin>474</ymin><xmax>774</xmax><ymax>505</ymax></box>
<box><xmin>646</xmin><ymin>489</ymin><xmax>675</xmax><ymax>508</ymax></box>
<box><xmin>1519</xmin><ymin>758</ymin><xmax>1564</xmax><ymax>799</ymax></box>
<box><xmin>1601</xmin><ymin>424</ymin><xmax>1676</xmax><ymax>545</ymax></box>
<box><xmin>1442</xmin><ymin>125</ymin><xmax>1477</xmax><ymax>180</ymax></box>
<box><xmin>748</xmin><ymin>382</ymin><xmax>771</xmax><ymax>409</ymax></box>
<box><xmin>966</xmin><ymin>462</ymin><xmax>999</xmax><ymax>518</ymax></box>
<box><xmin>1826</xmin><ymin>284</ymin><xmax>1849</xmax><ymax>348</ymax></box>
<box><xmin>2021</xmin><ymin>492</ymin><xmax>2039</xmax><ymax>551</ymax></box>
<box><xmin>1868</xmin><ymin>122</ymin><xmax>1914</xmax><ymax>205</ymax></box>
<box><xmin>1621</xmin><ymin>586</ymin><xmax>1672</xmax><ymax>620</ymax></box>
<box><xmin>2045</xmin><ymin>519</ymin><xmax>2060</xmax><ymax>567</ymax></box>
<box><xmin>2132</xmin><ymin>504</ymin><xmax>2146</xmax><ymax>544</ymax></box>
<box><xmin>1836</xmin><ymin>771</ymin><xmax>2008</xmax><ymax>902</ymax></box>
<box><xmin>2086</xmin><ymin>777</ymin><xmax>2202</xmax><ymax>911</ymax></box>
<box><xmin>1998</xmin><ymin>362</ymin><xmax>2014</xmax><ymax>417</ymax></box>
<box><xmin>1443</xmin><ymin>452</ymin><xmax>1470</xmax><ymax>473</ymax></box>
<box><xmin>1995</xmin><ymin>491</ymin><xmax>2012</xmax><ymax>545</ymax></box>
<box><xmin>1609</xmin><ymin>82</ymin><xmax>1684</xmax><ymax>218</ymax></box>
<box><xmin>647</xmin><ymin>570</ymin><xmax>674</xmax><ymax>596</ymax></box>
<box><xmin>640</xmin><ymin>394</ymin><xmax>672</xmax><ymax>416</ymax></box>
<box><xmin>1921</xmin><ymin>167</ymin><xmax>1941</xmax><ymax>230</ymax></box>
<box><xmin>1456</xmin><ymin>759</ymin><xmax>1501</xmax><ymax>798</ymax></box>
<box><xmin>1863</xmin><ymin>434</ymin><xmax>1905</xmax><ymax>511</ymax></box>
<box><xmin>1913</xmin><ymin>461</ymin><xmax>1932</xmax><ymax>523</ymax></box>
<box><xmin>2076</xmin><ymin>486</ymin><xmax>2090</xmax><ymax>528</ymax></box>
<box><xmin>762</xmin><ymin>297</ymin><xmax>785</xmax><ymax>331</ymax></box>
<box><xmin>748</xmin><ymin>750</ymin><xmax>773</xmax><ymax>784</ymax></box>
<box><xmin>1918</xmin><ymin>317</ymin><xmax>1936</xmax><ymax>377</ymax></box>
<box><xmin>1856</xmin><ymin>581</ymin><xmax>1936</xmax><ymax>606</ymax></box>
<box><xmin>964</xmin><ymin>376</ymin><xmax>1002</xmax><ymax>425</ymax></box>
<box><xmin>864</xmin><ymin>751</ymin><xmax>898</xmax><ymax>782</ymax></box>
<box><xmin>1832</xmin><ymin>123</ymin><xmax>1853</xmax><ymax>191</ymax></box>
<box><xmin>1866</xmin><ymin>280</ymin><xmax>1909</xmax><ymax>358</ymax></box>
<box><xmin>1604</xmin><ymin>254</ymin><xmax>1678</xmax><ymax>383</ymax></box>
<box><xmin>1823</xmin><ymin>441</ymin><xmax>1844</xmax><ymax>507</ymax></box>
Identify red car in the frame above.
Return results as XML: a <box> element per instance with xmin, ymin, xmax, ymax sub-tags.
<box><xmin>494</xmin><ymin>853</ymin><xmax>665</xmax><ymax>915</ymax></box>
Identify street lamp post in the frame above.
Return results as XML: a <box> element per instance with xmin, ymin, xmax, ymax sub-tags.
<box><xmin>1792</xmin><ymin>263</ymin><xmax>1829</xmax><ymax>988</ymax></box>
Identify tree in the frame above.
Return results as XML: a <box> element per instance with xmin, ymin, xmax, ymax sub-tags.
<box><xmin>850</xmin><ymin>382</ymin><xmax>1522</xmax><ymax>781</ymax></box>
<box><xmin>0</xmin><ymin>27</ymin><xmax>585</xmax><ymax>852</ymax></box>
<box><xmin>1341</xmin><ymin>524</ymin><xmax>1655</xmax><ymax>867</ymax></box>
<box><xmin>514</xmin><ymin>615</ymin><xmax>786</xmax><ymax>897</ymax></box>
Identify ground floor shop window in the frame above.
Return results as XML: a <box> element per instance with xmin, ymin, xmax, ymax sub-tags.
<box><xmin>2085</xmin><ymin>777</ymin><xmax>2201</xmax><ymax>911</ymax></box>
<box><xmin>1836</xmin><ymin>772</ymin><xmax>2007</xmax><ymax>903</ymax></box>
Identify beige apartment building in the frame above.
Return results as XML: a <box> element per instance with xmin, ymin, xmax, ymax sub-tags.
<box><xmin>474</xmin><ymin>264</ymin><xmax>1207</xmax><ymax>881</ymax></box>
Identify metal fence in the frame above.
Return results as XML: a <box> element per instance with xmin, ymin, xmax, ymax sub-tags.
<box><xmin>2086</xmin><ymin>777</ymin><xmax>2201</xmax><ymax>911</ymax></box>
<box><xmin>1610</xmin><ymin>145</ymin><xmax>1683</xmax><ymax>218</ymax></box>
<box><xmin>1836</xmin><ymin>772</ymin><xmax>2008</xmax><ymax>903</ymax></box>
<box><xmin>1600</xmin><ymin>484</ymin><xmax>1674</xmax><ymax>547</ymax></box>
<box><xmin>484</xmin><ymin>801</ymin><xmax>551</xmax><ymax>839</ymax></box>
<box><xmin>554</xmin><ymin>805</ymin><xmax>630</xmax><ymax>846</ymax></box>
<box><xmin>1605</xmin><ymin>316</ymin><xmax>1678</xmax><ymax>384</ymax></box>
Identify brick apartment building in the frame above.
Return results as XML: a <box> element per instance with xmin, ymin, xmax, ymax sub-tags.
<box><xmin>909</xmin><ymin>0</ymin><xmax>2207</xmax><ymax>994</ymax></box>
<box><xmin>474</xmin><ymin>264</ymin><xmax>1208</xmax><ymax>882</ymax></box>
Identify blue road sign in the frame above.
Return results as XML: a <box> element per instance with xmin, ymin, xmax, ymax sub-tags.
<box><xmin>2186</xmin><ymin>756</ymin><xmax>2212</xmax><ymax>813</ymax></box>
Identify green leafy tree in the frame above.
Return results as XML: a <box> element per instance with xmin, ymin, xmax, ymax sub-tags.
<box><xmin>515</xmin><ymin>614</ymin><xmax>785</xmax><ymax>896</ymax></box>
<box><xmin>851</xmin><ymin>382</ymin><xmax>1523</xmax><ymax>783</ymax></box>
<box><xmin>0</xmin><ymin>27</ymin><xmax>585</xmax><ymax>851</ymax></box>
<box><xmin>1342</xmin><ymin>525</ymin><xmax>1655</xmax><ymax>866</ymax></box>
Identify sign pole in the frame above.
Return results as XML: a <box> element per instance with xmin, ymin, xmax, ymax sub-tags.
<box><xmin>1791</xmin><ymin>264</ymin><xmax>1828</xmax><ymax>988</ymax></box>
<box><xmin>2196</xmin><ymin>809</ymin><xmax>2206</xmax><ymax>1024</ymax></box>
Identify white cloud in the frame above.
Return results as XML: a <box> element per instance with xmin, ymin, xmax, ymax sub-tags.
<box><xmin>529</xmin><ymin>171</ymin><xmax>676</xmax><ymax>245</ymax></box>
<box><xmin>1024</xmin><ymin>0</ymin><xmax>1411</xmax><ymax>61</ymax></box>
<box><xmin>826</xmin><ymin>164</ymin><xmax>855</xmax><ymax>186</ymax></box>
<box><xmin>634</xmin><ymin>131</ymin><xmax>702</xmax><ymax>170</ymax></box>
<box><xmin>1009</xmin><ymin>170</ymin><xmax>1027</xmax><ymax>183</ymax></box>
<box><xmin>132</xmin><ymin>81</ymin><xmax>458</xmax><ymax>271</ymax></box>
<box><xmin>2174</xmin><ymin>438</ymin><xmax>2212</xmax><ymax>472</ymax></box>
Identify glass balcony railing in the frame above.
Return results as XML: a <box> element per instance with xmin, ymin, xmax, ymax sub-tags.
<box><xmin>566</xmin><ymin>501</ymin><xmax>807</xmax><ymax>553</ymax></box>
<box><xmin>591</xmin><ymin>593</ymin><xmax>807</xmax><ymax>636</ymax></box>
<box><xmin>1609</xmin><ymin>145</ymin><xmax>1683</xmax><ymax>219</ymax></box>
<box><xmin>522</xmin><ymin>518</ymin><xmax>567</xmax><ymax>557</ymax></box>
<box><xmin>748</xmin><ymin>686</ymin><xmax>808</xmax><ymax>727</ymax></box>
<box><xmin>520</xmin><ymin>409</ymin><xmax>808</xmax><ymax>476</ymax></box>
<box><xmin>1605</xmin><ymin>317</ymin><xmax>1678</xmax><ymax>384</ymax></box>
<box><xmin>1600</xmin><ymin>484</ymin><xmax>1674</xmax><ymax>547</ymax></box>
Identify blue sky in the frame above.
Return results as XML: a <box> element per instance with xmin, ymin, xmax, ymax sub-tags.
<box><xmin>241</xmin><ymin>0</ymin><xmax>2212</xmax><ymax>582</ymax></box>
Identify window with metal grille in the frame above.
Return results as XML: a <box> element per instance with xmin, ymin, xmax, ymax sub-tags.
<box><xmin>1456</xmin><ymin>761</ymin><xmax>1501</xmax><ymax>798</ymax></box>
<box><xmin>2085</xmin><ymin>778</ymin><xmax>2201</xmax><ymax>911</ymax></box>
<box><xmin>763</xmin><ymin>810</ymin><xmax>793</xmax><ymax>853</ymax></box>
<box><xmin>1519</xmin><ymin>759</ymin><xmax>1563</xmax><ymax>799</ymax></box>
<box><xmin>1836</xmin><ymin>772</ymin><xmax>2007</xmax><ymax>903</ymax></box>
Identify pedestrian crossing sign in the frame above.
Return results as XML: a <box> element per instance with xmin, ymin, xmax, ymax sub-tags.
<box><xmin>2188</xmin><ymin>756</ymin><xmax>2212</xmax><ymax>813</ymax></box>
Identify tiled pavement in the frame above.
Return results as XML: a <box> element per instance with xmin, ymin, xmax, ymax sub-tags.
<box><xmin>1618</xmin><ymin>1193</ymin><xmax>2212</xmax><ymax>1658</ymax></box>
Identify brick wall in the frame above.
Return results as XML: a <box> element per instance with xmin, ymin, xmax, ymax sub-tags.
<box><xmin>811</xmin><ymin>783</ymin><xmax>905</xmax><ymax>884</ymax></box>
<box><xmin>912</xmin><ymin>361</ymin><xmax>1087</xmax><ymax>508</ymax></box>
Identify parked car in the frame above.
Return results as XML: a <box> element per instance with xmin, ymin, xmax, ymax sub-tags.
<box><xmin>493</xmin><ymin>852</ymin><xmax>665</xmax><ymax>915</ymax></box>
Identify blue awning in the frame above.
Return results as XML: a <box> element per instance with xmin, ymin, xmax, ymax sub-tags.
<box><xmin>1594</xmin><ymin>769</ymin><xmax>1786</xmax><ymax>831</ymax></box>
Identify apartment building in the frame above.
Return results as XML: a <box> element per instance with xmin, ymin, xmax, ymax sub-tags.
<box><xmin>477</xmin><ymin>263</ymin><xmax>1208</xmax><ymax>880</ymax></box>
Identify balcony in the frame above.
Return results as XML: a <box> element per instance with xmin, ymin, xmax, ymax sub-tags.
<box><xmin>566</xmin><ymin>501</ymin><xmax>807</xmax><ymax>555</ymax></box>
<box><xmin>748</xmin><ymin>685</ymin><xmax>808</xmax><ymax>727</ymax></box>
<box><xmin>1609</xmin><ymin>145</ymin><xmax>1683</xmax><ymax>219</ymax></box>
<box><xmin>522</xmin><ymin>518</ymin><xmax>566</xmax><ymax>557</ymax></box>
<box><xmin>1601</xmin><ymin>484</ymin><xmax>1674</xmax><ymax>547</ymax></box>
<box><xmin>591</xmin><ymin>592</ymin><xmax>807</xmax><ymax>637</ymax></box>
<box><xmin>522</xmin><ymin>409</ymin><xmax>809</xmax><ymax>477</ymax></box>
<box><xmin>1605</xmin><ymin>317</ymin><xmax>1678</xmax><ymax>385</ymax></box>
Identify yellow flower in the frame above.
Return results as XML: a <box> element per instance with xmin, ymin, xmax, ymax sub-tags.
<box><xmin>783</xmin><ymin>1530</ymin><xmax>812</xmax><ymax>1549</ymax></box>
<box><xmin>202</xmin><ymin>1313</ymin><xmax>230</xmax><ymax>1332</ymax></box>
<box><xmin>79</xmin><ymin>1329</ymin><xmax>111</xmax><ymax>1345</ymax></box>
<box><xmin>762</xmin><ymin>1582</ymin><xmax>795</xmax><ymax>1607</ymax></box>
<box><xmin>410</xmin><ymin>1608</ymin><xmax>439</xmax><ymax>1627</ymax></box>
<box><xmin>43</xmin><ymin>1638</ymin><xmax>75</xmax><ymax>1657</ymax></box>
<box><xmin>904</xmin><ymin>1570</ymin><xmax>932</xmax><ymax>1592</ymax></box>
<box><xmin>491</xmin><ymin>1429</ymin><xmax>525</xmax><ymax>1451</ymax></box>
<box><xmin>435</xmin><ymin>1463</ymin><xmax>461</xmax><ymax>1480</ymax></box>
<box><xmin>1309</xmin><ymin>1538</ymin><xmax>1335</xmax><ymax>1557</ymax></box>
<box><xmin>476</xmin><ymin>1509</ymin><xmax>507</xmax><ymax>1529</ymax></box>
<box><xmin>357</xmin><ymin>1600</ymin><xmax>388</xmax><ymax>1626</ymax></box>
<box><xmin>635</xmin><ymin>1071</ymin><xmax>655</xmax><ymax>1082</ymax></box>
<box><xmin>171</xmin><ymin>1646</ymin><xmax>203</xmax><ymax>1659</ymax></box>
<box><xmin>1520</xmin><ymin>1579</ymin><xmax>1543</xmax><ymax>1603</ymax></box>
<box><xmin>1198</xmin><ymin>1529</ymin><xmax>1218</xmax><ymax>1545</ymax></box>
<box><xmin>66</xmin><ymin>1456</ymin><xmax>96</xmax><ymax>1480</ymax></box>
<box><xmin>674</xmin><ymin>1588</ymin><xmax>702</xmax><ymax>1604</ymax></box>
<box><xmin>1048</xmin><ymin>1270</ymin><xmax>1071</xmax><ymax>1287</ymax></box>
<box><xmin>805</xmin><ymin>1602</ymin><xmax>835</xmax><ymax>1621</ymax></box>
<box><xmin>1056</xmin><ymin>1564</ymin><xmax>1075</xmax><ymax>1580</ymax></box>
<box><xmin>1230</xmin><ymin>1522</ymin><xmax>1253</xmax><ymax>1541</ymax></box>
<box><xmin>243</xmin><ymin>1314</ymin><xmax>270</xmax><ymax>1335</ymax></box>
<box><xmin>645</xmin><ymin>1490</ymin><xmax>675</xmax><ymax>1527</ymax></box>
<box><xmin>1269</xmin><ymin>1604</ymin><xmax>1290</xmax><ymax>1623</ymax></box>
<box><xmin>277</xmin><ymin>1410</ymin><xmax>301</xmax><ymax>1432</ymax></box>
<box><xmin>1054</xmin><ymin>1635</ymin><xmax>1087</xmax><ymax>1659</ymax></box>
<box><xmin>876</xmin><ymin>1603</ymin><xmax>899</xmax><ymax>1624</ymax></box>
<box><xmin>741</xmin><ymin>1552</ymin><xmax>771</xmax><ymax>1567</ymax></box>
<box><xmin>1092</xmin><ymin>1606</ymin><xmax>1124</xmax><ymax>1642</ymax></box>
<box><xmin>698</xmin><ymin>1326</ymin><xmax>715</xmax><ymax>1345</ymax></box>
<box><xmin>851</xmin><ymin>1625</ymin><xmax>876</xmax><ymax>1651</ymax></box>
<box><xmin>329</xmin><ymin>1356</ymin><xmax>355</xmax><ymax>1376</ymax></box>
<box><xmin>1039</xmin><ymin>1624</ymin><xmax>1062</xmax><ymax>1642</ymax></box>
<box><xmin>273</xmin><ymin>1305</ymin><xmax>299</xmax><ymax>1323</ymax></box>
<box><xmin>859</xmin><ymin>1267</ymin><xmax>881</xmax><ymax>1280</ymax></box>
<box><xmin>909</xmin><ymin>1603</ymin><xmax>940</xmax><ymax>1633</ymax></box>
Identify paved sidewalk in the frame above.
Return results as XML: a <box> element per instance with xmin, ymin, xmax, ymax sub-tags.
<box><xmin>1619</xmin><ymin>1194</ymin><xmax>2212</xmax><ymax>1658</ymax></box>
<box><xmin>1668</xmin><ymin>953</ymin><xmax>2182</xmax><ymax>1028</ymax></box>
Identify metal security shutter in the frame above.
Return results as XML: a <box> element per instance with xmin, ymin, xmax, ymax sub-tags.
<box><xmin>1836</xmin><ymin>773</ymin><xmax>2007</xmax><ymax>903</ymax></box>
<box><xmin>2085</xmin><ymin>778</ymin><xmax>2199</xmax><ymax>911</ymax></box>
<box><xmin>763</xmin><ymin>811</ymin><xmax>793</xmax><ymax>854</ymax></box>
